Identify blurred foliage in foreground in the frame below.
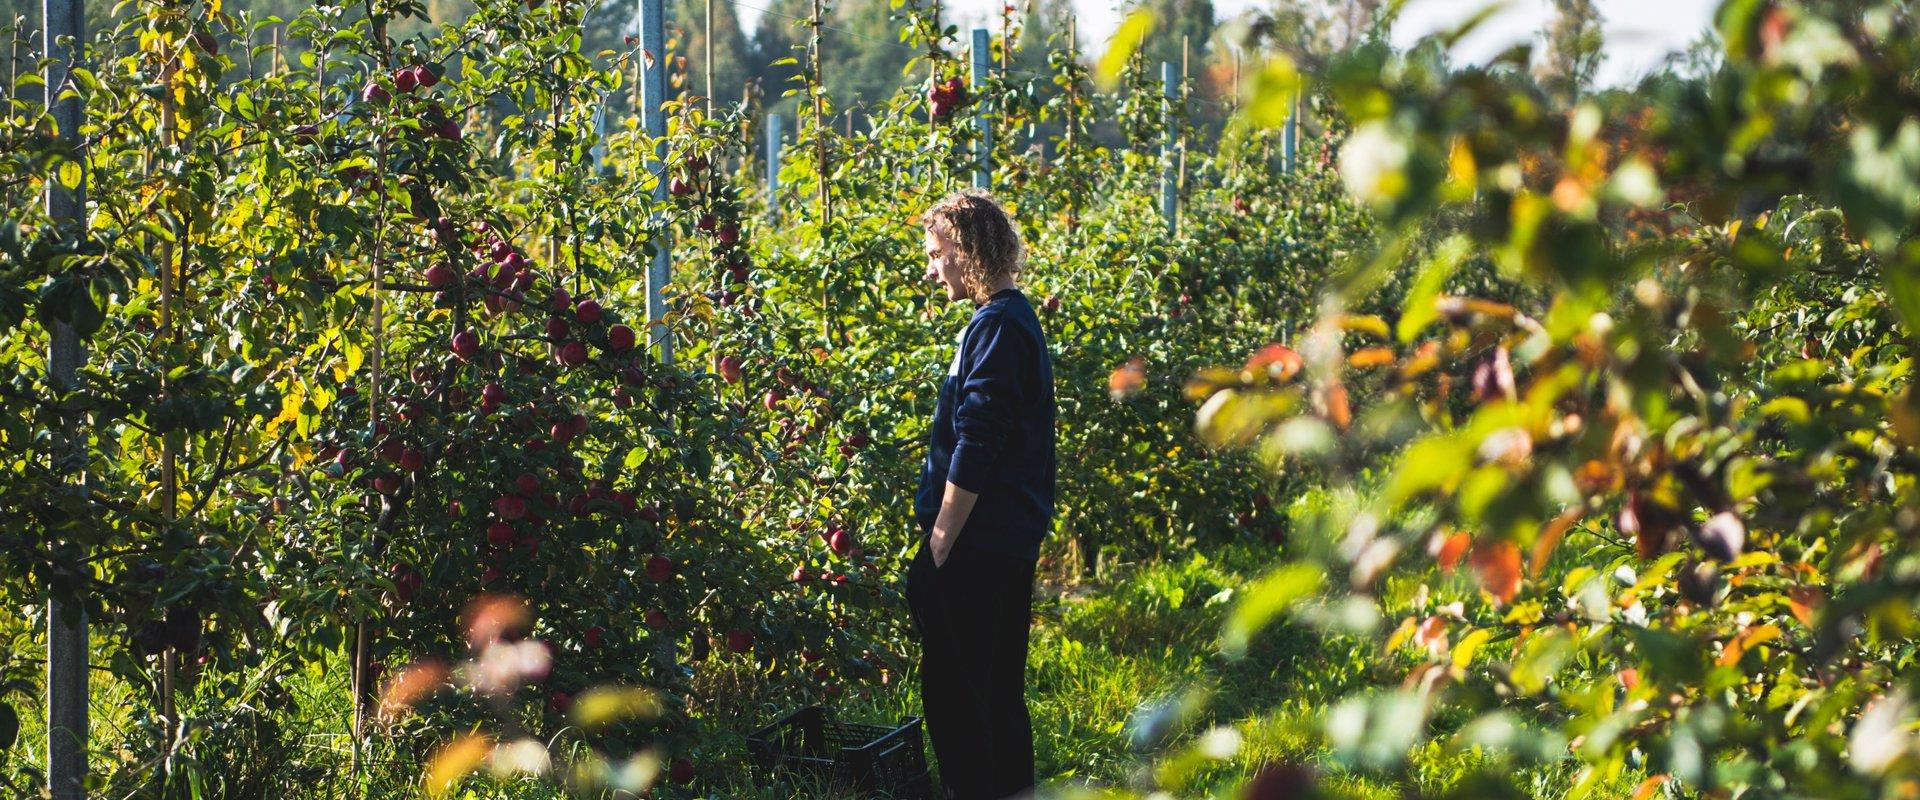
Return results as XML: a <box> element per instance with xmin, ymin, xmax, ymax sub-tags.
<box><xmin>1183</xmin><ymin>1</ymin><xmax>1920</xmax><ymax>797</ymax></box>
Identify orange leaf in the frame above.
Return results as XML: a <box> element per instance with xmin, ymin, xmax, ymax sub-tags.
<box><xmin>1435</xmin><ymin>532</ymin><xmax>1471</xmax><ymax>573</ymax></box>
<box><xmin>1107</xmin><ymin>357</ymin><xmax>1148</xmax><ymax>400</ymax></box>
<box><xmin>462</xmin><ymin>594</ymin><xmax>530</xmax><ymax>649</ymax></box>
<box><xmin>1530</xmin><ymin>507</ymin><xmax>1585</xmax><ymax>576</ymax></box>
<box><xmin>1323</xmin><ymin>383</ymin><xmax>1351</xmax><ymax>431</ymax></box>
<box><xmin>1470</xmin><ymin>540</ymin><xmax>1522</xmax><ymax>605</ymax></box>
<box><xmin>1244</xmin><ymin>343</ymin><xmax>1303</xmax><ymax>382</ymax></box>
<box><xmin>378</xmin><ymin>660</ymin><xmax>450</xmax><ymax>722</ymax></box>
<box><xmin>1574</xmin><ymin>459</ymin><xmax>1618</xmax><ymax>493</ymax></box>
<box><xmin>1716</xmin><ymin>624</ymin><xmax>1781</xmax><ymax>667</ymax></box>
<box><xmin>1632</xmin><ymin>776</ymin><xmax>1669</xmax><ymax>800</ymax></box>
<box><xmin>1347</xmin><ymin>347</ymin><xmax>1396</xmax><ymax>369</ymax></box>
<box><xmin>1787</xmin><ymin>586</ymin><xmax>1824</xmax><ymax>627</ymax></box>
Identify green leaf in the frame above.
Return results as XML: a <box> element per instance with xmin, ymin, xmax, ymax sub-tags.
<box><xmin>1222</xmin><ymin>562</ymin><xmax>1323</xmax><ymax>656</ymax></box>
<box><xmin>1396</xmin><ymin>235</ymin><xmax>1469</xmax><ymax>341</ymax></box>
<box><xmin>1246</xmin><ymin>57</ymin><xmax>1301</xmax><ymax>130</ymax></box>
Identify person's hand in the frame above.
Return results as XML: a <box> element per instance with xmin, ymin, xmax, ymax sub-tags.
<box><xmin>931</xmin><ymin>533</ymin><xmax>953</xmax><ymax>568</ymax></box>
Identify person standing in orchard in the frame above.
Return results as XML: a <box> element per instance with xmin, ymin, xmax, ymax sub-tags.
<box><xmin>905</xmin><ymin>189</ymin><xmax>1056</xmax><ymax>800</ymax></box>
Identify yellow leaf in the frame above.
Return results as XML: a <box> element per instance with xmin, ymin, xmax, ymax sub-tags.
<box><xmin>570</xmin><ymin>686</ymin><xmax>664</xmax><ymax>726</ymax></box>
<box><xmin>1334</xmin><ymin>313</ymin><xmax>1391</xmax><ymax>340</ymax></box>
<box><xmin>1452</xmin><ymin>628</ymin><xmax>1492</xmax><ymax>668</ymax></box>
<box><xmin>266</xmin><ymin>380</ymin><xmax>306</xmax><ymax>436</ymax></box>
<box><xmin>424</xmin><ymin>734</ymin><xmax>491</xmax><ymax>797</ymax></box>
<box><xmin>1094</xmin><ymin>9</ymin><xmax>1155</xmax><ymax>91</ymax></box>
<box><xmin>57</xmin><ymin>161</ymin><xmax>83</xmax><ymax>191</ymax></box>
<box><xmin>1384</xmin><ymin>616</ymin><xmax>1417</xmax><ymax>654</ymax></box>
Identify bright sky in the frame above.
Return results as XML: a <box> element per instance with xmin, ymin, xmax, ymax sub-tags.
<box><xmin>732</xmin><ymin>0</ymin><xmax>1719</xmax><ymax>87</ymax></box>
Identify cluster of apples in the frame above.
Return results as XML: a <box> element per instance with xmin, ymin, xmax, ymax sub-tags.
<box><xmin>669</xmin><ymin>150</ymin><xmax>756</xmax><ymax>311</ymax></box>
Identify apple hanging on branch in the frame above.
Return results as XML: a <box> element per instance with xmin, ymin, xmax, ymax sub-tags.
<box><xmin>928</xmin><ymin>75</ymin><xmax>967</xmax><ymax>122</ymax></box>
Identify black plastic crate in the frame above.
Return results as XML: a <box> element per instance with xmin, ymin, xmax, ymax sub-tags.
<box><xmin>746</xmin><ymin>705</ymin><xmax>934</xmax><ymax>799</ymax></box>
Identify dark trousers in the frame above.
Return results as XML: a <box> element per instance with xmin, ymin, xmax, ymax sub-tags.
<box><xmin>904</xmin><ymin>537</ymin><xmax>1038</xmax><ymax>800</ymax></box>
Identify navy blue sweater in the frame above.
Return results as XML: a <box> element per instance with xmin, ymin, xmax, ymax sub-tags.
<box><xmin>915</xmin><ymin>288</ymin><xmax>1057</xmax><ymax>564</ymax></box>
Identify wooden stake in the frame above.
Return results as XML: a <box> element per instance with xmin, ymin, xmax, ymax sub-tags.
<box><xmin>810</xmin><ymin>0</ymin><xmax>832</xmax><ymax>346</ymax></box>
<box><xmin>1065</xmin><ymin>17</ymin><xmax>1077</xmax><ymax>235</ymax></box>
<box><xmin>704</xmin><ymin>0</ymin><xmax>713</xmax><ymax>116</ymax></box>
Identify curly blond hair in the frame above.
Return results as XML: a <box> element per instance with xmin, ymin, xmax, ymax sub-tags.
<box><xmin>922</xmin><ymin>189</ymin><xmax>1025</xmax><ymax>304</ymax></box>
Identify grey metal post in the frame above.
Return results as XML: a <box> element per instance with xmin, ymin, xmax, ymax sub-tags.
<box><xmin>1160</xmin><ymin>61</ymin><xmax>1177</xmax><ymax>235</ymax></box>
<box><xmin>971</xmin><ymin>27</ymin><xmax>990</xmax><ymax>189</ymax></box>
<box><xmin>765</xmin><ymin>112</ymin><xmax>782</xmax><ymax>223</ymax></box>
<box><xmin>1283</xmin><ymin>95</ymin><xmax>1297</xmax><ymax>173</ymax></box>
<box><xmin>637</xmin><ymin>0</ymin><xmax>672</xmax><ymax>364</ymax></box>
<box><xmin>43</xmin><ymin>1</ymin><xmax>88</xmax><ymax>798</ymax></box>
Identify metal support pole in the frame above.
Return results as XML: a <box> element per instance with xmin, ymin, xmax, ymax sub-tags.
<box><xmin>43</xmin><ymin>0</ymin><xmax>88</xmax><ymax>796</ymax></box>
<box><xmin>1283</xmin><ymin>95</ymin><xmax>1298</xmax><ymax>174</ymax></box>
<box><xmin>1160</xmin><ymin>61</ymin><xmax>1177</xmax><ymax>235</ymax></box>
<box><xmin>637</xmin><ymin>0</ymin><xmax>672</xmax><ymax>364</ymax></box>
<box><xmin>971</xmin><ymin>27</ymin><xmax>990</xmax><ymax>189</ymax></box>
<box><xmin>765</xmin><ymin>112</ymin><xmax>782</xmax><ymax>223</ymax></box>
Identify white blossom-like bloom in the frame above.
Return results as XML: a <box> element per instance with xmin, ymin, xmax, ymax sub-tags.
<box><xmin>1340</xmin><ymin>121</ymin><xmax>1411</xmax><ymax>207</ymax></box>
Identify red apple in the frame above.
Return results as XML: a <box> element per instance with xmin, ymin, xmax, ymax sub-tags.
<box><xmin>696</xmin><ymin>214</ymin><xmax>717</xmax><ymax>233</ymax></box>
<box><xmin>481</xmin><ymin>382</ymin><xmax>507</xmax><ymax>406</ymax></box>
<box><xmin>451</xmin><ymin>331</ymin><xmax>480</xmax><ymax>360</ymax></box>
<box><xmin>393</xmin><ymin>66</ymin><xmax>418</xmax><ymax>93</ymax></box>
<box><xmin>548</xmin><ymin>691</ymin><xmax>571</xmax><ymax>712</ymax></box>
<box><xmin>373</xmin><ymin>475</ymin><xmax>399</xmax><ymax>494</ymax></box>
<box><xmin>717</xmin><ymin>355</ymin><xmax>743</xmax><ymax>384</ymax></box>
<box><xmin>638</xmin><ymin>505</ymin><xmax>663</xmax><ymax>523</ymax></box>
<box><xmin>424</xmin><ymin>262</ymin><xmax>456</xmax><ymax>288</ymax></box>
<box><xmin>669</xmin><ymin>757</ymin><xmax>694</xmax><ymax>784</ymax></box>
<box><xmin>717</xmin><ymin>223</ymin><xmax>739</xmax><ymax>244</ymax></box>
<box><xmin>400</xmin><ymin>448</ymin><xmax>426</xmax><ymax>472</ymax></box>
<box><xmin>557</xmin><ymin>341</ymin><xmax>588</xmax><ymax>367</ymax></box>
<box><xmin>763</xmin><ymin>389</ymin><xmax>784</xmax><ymax>411</ymax></box>
<box><xmin>549</xmin><ymin>288</ymin><xmax>572</xmax><ymax>312</ymax></box>
<box><xmin>545</xmin><ymin>317</ymin><xmax>569</xmax><ymax>340</ymax></box>
<box><xmin>725</xmin><ymin>628</ymin><xmax>753</xmax><ymax>654</ymax></box>
<box><xmin>514</xmin><ymin>473</ymin><xmax>539</xmax><ymax>496</ymax></box>
<box><xmin>487</xmin><ymin>521</ymin><xmax>515</xmax><ymax>547</ymax></box>
<box><xmin>415</xmin><ymin>64</ymin><xmax>440</xmax><ymax>89</ymax></box>
<box><xmin>670</xmin><ymin>177</ymin><xmax>692</xmax><ymax>197</ymax></box>
<box><xmin>647</xmin><ymin>555</ymin><xmax>673</xmax><ymax>581</ymax></box>
<box><xmin>827</xmin><ymin>527</ymin><xmax>854</xmax><ymax>557</ymax></box>
<box><xmin>494</xmin><ymin>495</ymin><xmax>528</xmax><ymax>521</ymax></box>
<box><xmin>790</xmin><ymin>566</ymin><xmax>810</xmax><ymax>583</ymax></box>
<box><xmin>362</xmin><ymin>79</ymin><xmax>389</xmax><ymax>105</ymax></box>
<box><xmin>390</xmin><ymin>563</ymin><xmax>422</xmax><ymax>602</ymax></box>
<box><xmin>645</xmin><ymin>609</ymin><xmax>669</xmax><ymax>630</ymax></box>
<box><xmin>607</xmin><ymin>324</ymin><xmax>636</xmax><ymax>351</ymax></box>
<box><xmin>575</xmin><ymin>299</ymin><xmax>603</xmax><ymax>324</ymax></box>
<box><xmin>585</xmin><ymin>625</ymin><xmax>605</xmax><ymax>649</ymax></box>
